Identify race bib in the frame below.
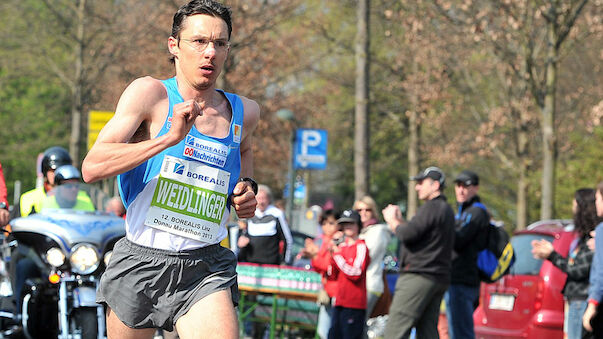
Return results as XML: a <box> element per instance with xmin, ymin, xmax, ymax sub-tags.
<box><xmin>144</xmin><ymin>156</ymin><xmax>231</xmax><ymax>242</ymax></box>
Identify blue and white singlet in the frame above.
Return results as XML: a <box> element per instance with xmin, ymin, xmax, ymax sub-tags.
<box><xmin>118</xmin><ymin>77</ymin><xmax>244</xmax><ymax>251</ymax></box>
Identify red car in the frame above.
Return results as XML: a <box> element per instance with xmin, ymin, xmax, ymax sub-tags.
<box><xmin>474</xmin><ymin>219</ymin><xmax>575</xmax><ymax>339</ymax></box>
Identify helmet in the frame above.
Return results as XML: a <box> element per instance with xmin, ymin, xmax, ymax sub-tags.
<box><xmin>54</xmin><ymin>165</ymin><xmax>81</xmax><ymax>186</ymax></box>
<box><xmin>41</xmin><ymin>146</ymin><xmax>72</xmax><ymax>175</ymax></box>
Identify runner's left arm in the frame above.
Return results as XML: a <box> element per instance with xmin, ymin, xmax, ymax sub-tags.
<box><xmin>230</xmin><ymin>97</ymin><xmax>260</xmax><ymax>218</ymax></box>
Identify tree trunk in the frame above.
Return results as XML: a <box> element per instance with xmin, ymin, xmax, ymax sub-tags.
<box><xmin>540</xmin><ymin>19</ymin><xmax>558</xmax><ymax>220</ymax></box>
<box><xmin>407</xmin><ymin>108</ymin><xmax>419</xmax><ymax>219</ymax></box>
<box><xmin>515</xmin><ymin>108</ymin><xmax>530</xmax><ymax>230</ymax></box>
<box><xmin>354</xmin><ymin>0</ymin><xmax>370</xmax><ymax>200</ymax></box>
<box><xmin>70</xmin><ymin>0</ymin><xmax>86</xmax><ymax>166</ymax></box>
<box><xmin>516</xmin><ymin>163</ymin><xmax>528</xmax><ymax>230</ymax></box>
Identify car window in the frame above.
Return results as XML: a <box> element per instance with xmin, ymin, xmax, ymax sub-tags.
<box><xmin>509</xmin><ymin>234</ymin><xmax>554</xmax><ymax>275</ymax></box>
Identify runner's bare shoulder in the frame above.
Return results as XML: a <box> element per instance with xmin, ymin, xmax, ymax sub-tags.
<box><xmin>116</xmin><ymin>76</ymin><xmax>170</xmax><ymax>142</ymax></box>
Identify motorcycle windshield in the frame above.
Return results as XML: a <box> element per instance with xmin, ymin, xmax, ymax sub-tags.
<box><xmin>12</xmin><ymin>183</ymin><xmax>125</xmax><ymax>250</ymax></box>
<box><xmin>41</xmin><ymin>183</ymin><xmax>104</xmax><ymax>213</ymax></box>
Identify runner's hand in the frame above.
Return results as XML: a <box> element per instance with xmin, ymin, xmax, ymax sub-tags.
<box><xmin>231</xmin><ymin>181</ymin><xmax>256</xmax><ymax>218</ymax></box>
<box><xmin>168</xmin><ymin>100</ymin><xmax>201</xmax><ymax>145</ymax></box>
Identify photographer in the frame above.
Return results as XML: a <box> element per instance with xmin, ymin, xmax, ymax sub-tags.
<box><xmin>327</xmin><ymin>210</ymin><xmax>370</xmax><ymax>339</ymax></box>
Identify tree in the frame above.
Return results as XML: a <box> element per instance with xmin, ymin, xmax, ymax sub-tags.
<box><xmin>9</xmin><ymin>0</ymin><xmax>167</xmax><ymax>164</ymax></box>
<box><xmin>355</xmin><ymin>0</ymin><xmax>371</xmax><ymax>200</ymax></box>
<box><xmin>435</xmin><ymin>1</ymin><xmax>600</xmax><ymax>228</ymax></box>
<box><xmin>434</xmin><ymin>0</ymin><xmax>595</xmax><ymax>222</ymax></box>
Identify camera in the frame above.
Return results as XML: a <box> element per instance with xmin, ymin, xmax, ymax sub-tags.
<box><xmin>333</xmin><ymin>237</ymin><xmax>345</xmax><ymax>246</ymax></box>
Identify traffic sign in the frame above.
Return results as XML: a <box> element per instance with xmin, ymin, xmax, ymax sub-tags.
<box><xmin>294</xmin><ymin>129</ymin><xmax>328</xmax><ymax>170</ymax></box>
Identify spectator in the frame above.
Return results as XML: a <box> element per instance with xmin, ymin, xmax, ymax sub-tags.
<box><xmin>301</xmin><ymin>209</ymin><xmax>341</xmax><ymax>339</ymax></box>
<box><xmin>583</xmin><ymin>182</ymin><xmax>603</xmax><ymax>336</ymax></box>
<box><xmin>328</xmin><ymin>209</ymin><xmax>370</xmax><ymax>339</ymax></box>
<box><xmin>0</xmin><ymin>161</ymin><xmax>9</xmax><ymax>226</ymax></box>
<box><xmin>354</xmin><ymin>196</ymin><xmax>391</xmax><ymax>325</ymax></box>
<box><xmin>445</xmin><ymin>170</ymin><xmax>489</xmax><ymax>339</ymax></box>
<box><xmin>382</xmin><ymin>166</ymin><xmax>455</xmax><ymax>339</ymax></box>
<box><xmin>532</xmin><ymin>188</ymin><xmax>597</xmax><ymax>339</ymax></box>
<box><xmin>238</xmin><ymin>184</ymin><xmax>293</xmax><ymax>265</ymax></box>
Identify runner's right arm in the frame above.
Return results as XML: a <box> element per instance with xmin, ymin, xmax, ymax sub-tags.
<box><xmin>82</xmin><ymin>77</ymin><xmax>199</xmax><ymax>183</ymax></box>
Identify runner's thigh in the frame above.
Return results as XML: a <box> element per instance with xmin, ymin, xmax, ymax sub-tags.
<box><xmin>175</xmin><ymin>289</ymin><xmax>238</xmax><ymax>339</ymax></box>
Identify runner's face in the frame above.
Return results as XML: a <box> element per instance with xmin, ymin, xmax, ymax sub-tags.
<box><xmin>170</xmin><ymin>14</ymin><xmax>229</xmax><ymax>91</ymax></box>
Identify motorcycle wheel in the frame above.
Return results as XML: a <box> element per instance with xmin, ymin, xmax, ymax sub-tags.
<box><xmin>72</xmin><ymin>308</ymin><xmax>98</xmax><ymax>339</ymax></box>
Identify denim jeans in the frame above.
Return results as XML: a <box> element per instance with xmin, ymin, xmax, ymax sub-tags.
<box><xmin>444</xmin><ymin>284</ymin><xmax>480</xmax><ymax>339</ymax></box>
<box><xmin>317</xmin><ymin>303</ymin><xmax>333</xmax><ymax>339</ymax></box>
<box><xmin>565</xmin><ymin>299</ymin><xmax>587</xmax><ymax>339</ymax></box>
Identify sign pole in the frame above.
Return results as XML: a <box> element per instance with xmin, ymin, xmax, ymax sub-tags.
<box><xmin>286</xmin><ymin>132</ymin><xmax>296</xmax><ymax>228</ymax></box>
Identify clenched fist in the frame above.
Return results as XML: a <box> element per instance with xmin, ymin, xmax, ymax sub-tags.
<box><xmin>168</xmin><ymin>99</ymin><xmax>202</xmax><ymax>145</ymax></box>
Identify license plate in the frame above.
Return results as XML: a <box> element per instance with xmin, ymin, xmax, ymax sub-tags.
<box><xmin>489</xmin><ymin>294</ymin><xmax>515</xmax><ymax>311</ymax></box>
<box><xmin>74</xmin><ymin>286</ymin><xmax>97</xmax><ymax>307</ymax></box>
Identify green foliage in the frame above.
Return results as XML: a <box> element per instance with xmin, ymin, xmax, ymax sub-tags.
<box><xmin>0</xmin><ymin>72</ymin><xmax>70</xmax><ymax>202</ymax></box>
<box><xmin>556</xmin><ymin>126</ymin><xmax>603</xmax><ymax>220</ymax></box>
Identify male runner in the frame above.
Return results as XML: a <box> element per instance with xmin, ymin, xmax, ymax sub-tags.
<box><xmin>82</xmin><ymin>1</ymin><xmax>259</xmax><ymax>338</ymax></box>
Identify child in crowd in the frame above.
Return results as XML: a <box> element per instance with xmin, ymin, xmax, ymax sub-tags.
<box><xmin>301</xmin><ymin>209</ymin><xmax>340</xmax><ymax>339</ymax></box>
<box><xmin>328</xmin><ymin>210</ymin><xmax>370</xmax><ymax>339</ymax></box>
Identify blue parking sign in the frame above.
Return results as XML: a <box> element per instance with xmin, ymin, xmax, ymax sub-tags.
<box><xmin>294</xmin><ymin>129</ymin><xmax>328</xmax><ymax>170</ymax></box>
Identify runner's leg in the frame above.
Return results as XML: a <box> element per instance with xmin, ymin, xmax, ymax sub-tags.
<box><xmin>106</xmin><ymin>307</ymin><xmax>156</xmax><ymax>339</ymax></box>
<box><xmin>175</xmin><ymin>289</ymin><xmax>238</xmax><ymax>339</ymax></box>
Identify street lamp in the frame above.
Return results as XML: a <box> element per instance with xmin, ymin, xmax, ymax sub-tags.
<box><xmin>276</xmin><ymin>109</ymin><xmax>296</xmax><ymax>227</ymax></box>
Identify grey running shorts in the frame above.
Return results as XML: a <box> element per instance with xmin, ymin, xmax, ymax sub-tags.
<box><xmin>96</xmin><ymin>237</ymin><xmax>239</xmax><ymax>331</ymax></box>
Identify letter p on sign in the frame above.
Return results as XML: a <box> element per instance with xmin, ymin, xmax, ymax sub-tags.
<box><xmin>295</xmin><ymin>129</ymin><xmax>328</xmax><ymax>170</ymax></box>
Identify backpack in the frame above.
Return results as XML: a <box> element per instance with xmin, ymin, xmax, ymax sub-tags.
<box><xmin>472</xmin><ymin>202</ymin><xmax>515</xmax><ymax>283</ymax></box>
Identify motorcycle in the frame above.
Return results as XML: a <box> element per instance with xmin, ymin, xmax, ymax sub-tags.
<box><xmin>0</xmin><ymin>183</ymin><xmax>125</xmax><ymax>339</ymax></box>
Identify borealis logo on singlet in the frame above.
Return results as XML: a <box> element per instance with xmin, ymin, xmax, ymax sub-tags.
<box><xmin>173</xmin><ymin>163</ymin><xmax>185</xmax><ymax>175</ymax></box>
<box><xmin>183</xmin><ymin>135</ymin><xmax>229</xmax><ymax>168</ymax></box>
<box><xmin>166</xmin><ymin>157</ymin><xmax>227</xmax><ymax>188</ymax></box>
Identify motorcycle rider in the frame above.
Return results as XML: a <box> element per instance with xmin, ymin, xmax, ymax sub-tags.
<box><xmin>41</xmin><ymin>165</ymin><xmax>94</xmax><ymax>211</ymax></box>
<box><xmin>8</xmin><ymin>147</ymin><xmax>74</xmax><ymax>317</ymax></box>
<box><xmin>10</xmin><ymin>146</ymin><xmax>73</xmax><ymax>218</ymax></box>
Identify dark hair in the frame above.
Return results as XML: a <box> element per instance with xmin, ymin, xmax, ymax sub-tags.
<box><xmin>170</xmin><ymin>0</ymin><xmax>232</xmax><ymax>63</ymax></box>
<box><xmin>319</xmin><ymin>209</ymin><xmax>340</xmax><ymax>225</ymax></box>
<box><xmin>597</xmin><ymin>181</ymin><xmax>603</xmax><ymax>197</ymax></box>
<box><xmin>574</xmin><ymin>188</ymin><xmax>600</xmax><ymax>238</ymax></box>
<box><xmin>171</xmin><ymin>0</ymin><xmax>232</xmax><ymax>39</ymax></box>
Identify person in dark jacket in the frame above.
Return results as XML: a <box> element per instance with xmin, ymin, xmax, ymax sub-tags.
<box><xmin>532</xmin><ymin>188</ymin><xmax>598</xmax><ymax>339</ymax></box>
<box><xmin>237</xmin><ymin>184</ymin><xmax>293</xmax><ymax>265</ymax></box>
<box><xmin>382</xmin><ymin>166</ymin><xmax>455</xmax><ymax>339</ymax></box>
<box><xmin>445</xmin><ymin>170</ymin><xmax>489</xmax><ymax>339</ymax></box>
